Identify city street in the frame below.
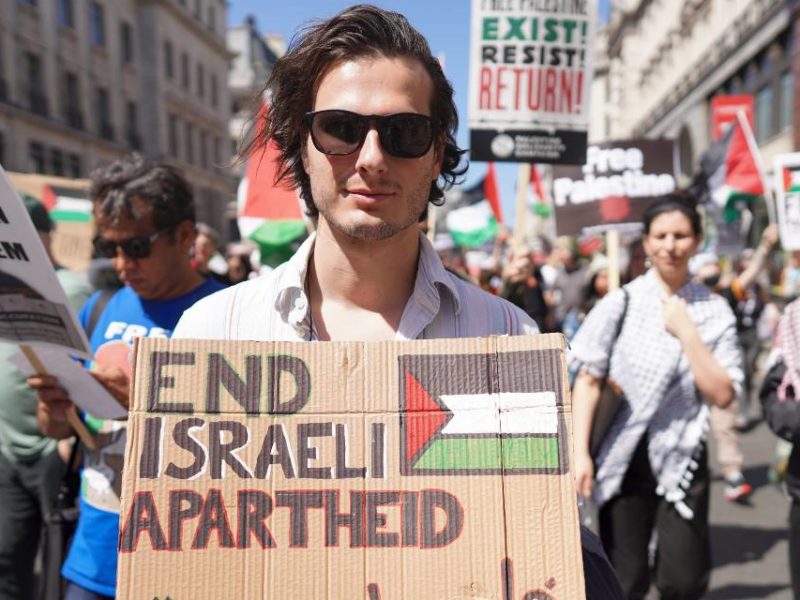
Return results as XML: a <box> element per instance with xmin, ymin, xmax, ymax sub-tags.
<box><xmin>704</xmin><ymin>420</ymin><xmax>793</xmax><ymax>599</ymax></box>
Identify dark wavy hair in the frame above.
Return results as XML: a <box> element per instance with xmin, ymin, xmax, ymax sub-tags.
<box><xmin>643</xmin><ymin>190</ymin><xmax>703</xmax><ymax>237</ymax></box>
<box><xmin>242</xmin><ymin>4</ymin><xmax>467</xmax><ymax>217</ymax></box>
<box><xmin>89</xmin><ymin>154</ymin><xmax>195</xmax><ymax>235</ymax></box>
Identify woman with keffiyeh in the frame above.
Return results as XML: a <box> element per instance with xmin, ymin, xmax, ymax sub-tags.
<box><xmin>570</xmin><ymin>193</ymin><xmax>744</xmax><ymax>600</ymax></box>
<box><xmin>761</xmin><ymin>297</ymin><xmax>800</xmax><ymax>599</ymax></box>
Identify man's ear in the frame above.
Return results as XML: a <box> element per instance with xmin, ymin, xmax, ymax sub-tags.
<box><xmin>432</xmin><ymin>134</ymin><xmax>445</xmax><ymax>180</ymax></box>
<box><xmin>175</xmin><ymin>220</ymin><xmax>197</xmax><ymax>249</ymax></box>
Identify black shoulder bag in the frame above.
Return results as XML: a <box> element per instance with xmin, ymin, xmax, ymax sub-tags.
<box><xmin>589</xmin><ymin>288</ymin><xmax>630</xmax><ymax>460</ymax></box>
<box><xmin>38</xmin><ymin>287</ymin><xmax>116</xmax><ymax>600</ymax></box>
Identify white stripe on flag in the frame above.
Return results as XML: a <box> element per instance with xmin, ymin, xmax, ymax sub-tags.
<box><xmin>440</xmin><ymin>392</ymin><xmax>557</xmax><ymax>435</ymax></box>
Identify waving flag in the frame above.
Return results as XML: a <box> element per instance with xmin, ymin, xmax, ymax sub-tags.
<box><xmin>692</xmin><ymin>111</ymin><xmax>766</xmax><ymax>223</ymax></box>
<box><xmin>237</xmin><ymin>102</ymin><xmax>307</xmax><ymax>266</ymax></box>
<box><xmin>439</xmin><ymin>163</ymin><xmax>503</xmax><ymax>248</ymax></box>
<box><xmin>399</xmin><ymin>351</ymin><xmax>563</xmax><ymax>476</ymax></box>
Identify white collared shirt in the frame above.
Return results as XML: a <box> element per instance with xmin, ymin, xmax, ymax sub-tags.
<box><xmin>173</xmin><ymin>232</ymin><xmax>538</xmax><ymax>341</ymax></box>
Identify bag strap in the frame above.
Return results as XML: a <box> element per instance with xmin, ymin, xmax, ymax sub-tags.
<box><xmin>607</xmin><ymin>288</ymin><xmax>630</xmax><ymax>369</ymax></box>
<box><xmin>85</xmin><ymin>288</ymin><xmax>116</xmax><ymax>339</ymax></box>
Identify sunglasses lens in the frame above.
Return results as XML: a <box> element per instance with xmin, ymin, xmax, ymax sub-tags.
<box><xmin>381</xmin><ymin>114</ymin><xmax>433</xmax><ymax>158</ymax></box>
<box><xmin>93</xmin><ymin>238</ymin><xmax>118</xmax><ymax>258</ymax></box>
<box><xmin>121</xmin><ymin>237</ymin><xmax>151</xmax><ymax>259</ymax></box>
<box><xmin>311</xmin><ymin>111</ymin><xmax>365</xmax><ymax>155</ymax></box>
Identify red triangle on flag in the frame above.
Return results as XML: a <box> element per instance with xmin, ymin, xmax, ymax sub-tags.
<box><xmin>725</xmin><ymin>119</ymin><xmax>764</xmax><ymax>196</ymax></box>
<box><xmin>404</xmin><ymin>370</ymin><xmax>447</xmax><ymax>463</ymax></box>
<box><xmin>483</xmin><ymin>162</ymin><xmax>504</xmax><ymax>223</ymax></box>
<box><xmin>241</xmin><ymin>103</ymin><xmax>302</xmax><ymax>220</ymax></box>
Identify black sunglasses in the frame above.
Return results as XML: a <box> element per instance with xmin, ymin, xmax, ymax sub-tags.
<box><xmin>304</xmin><ymin>110</ymin><xmax>436</xmax><ymax>159</ymax></box>
<box><xmin>93</xmin><ymin>228</ymin><xmax>172</xmax><ymax>259</ymax></box>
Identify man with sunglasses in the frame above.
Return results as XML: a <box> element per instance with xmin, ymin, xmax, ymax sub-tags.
<box><xmin>174</xmin><ymin>6</ymin><xmax>623</xmax><ymax>599</ymax></box>
<box><xmin>30</xmin><ymin>155</ymin><xmax>224</xmax><ymax>600</ymax></box>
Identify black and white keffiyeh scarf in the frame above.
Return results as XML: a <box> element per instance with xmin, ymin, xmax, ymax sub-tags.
<box><xmin>777</xmin><ymin>298</ymin><xmax>800</xmax><ymax>402</ymax></box>
<box><xmin>570</xmin><ymin>269</ymin><xmax>744</xmax><ymax>519</ymax></box>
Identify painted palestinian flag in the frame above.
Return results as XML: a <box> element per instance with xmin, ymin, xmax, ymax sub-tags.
<box><xmin>237</xmin><ymin>102</ymin><xmax>307</xmax><ymax>266</ymax></box>
<box><xmin>692</xmin><ymin>113</ymin><xmax>765</xmax><ymax>223</ymax></box>
<box><xmin>41</xmin><ymin>185</ymin><xmax>92</xmax><ymax>223</ymax></box>
<box><xmin>440</xmin><ymin>163</ymin><xmax>503</xmax><ymax>248</ymax></box>
<box><xmin>398</xmin><ymin>351</ymin><xmax>564</xmax><ymax>476</ymax></box>
<box><xmin>530</xmin><ymin>164</ymin><xmax>552</xmax><ymax>218</ymax></box>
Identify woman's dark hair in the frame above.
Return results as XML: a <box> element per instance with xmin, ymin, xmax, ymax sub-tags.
<box><xmin>241</xmin><ymin>4</ymin><xmax>467</xmax><ymax>217</ymax></box>
<box><xmin>89</xmin><ymin>154</ymin><xmax>195</xmax><ymax>233</ymax></box>
<box><xmin>642</xmin><ymin>191</ymin><xmax>703</xmax><ymax>237</ymax></box>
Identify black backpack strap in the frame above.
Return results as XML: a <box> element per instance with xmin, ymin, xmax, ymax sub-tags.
<box><xmin>85</xmin><ymin>288</ymin><xmax>116</xmax><ymax>339</ymax></box>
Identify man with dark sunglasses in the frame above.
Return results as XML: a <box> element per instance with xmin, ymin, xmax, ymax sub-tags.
<box><xmin>173</xmin><ymin>6</ymin><xmax>623</xmax><ymax>599</ymax></box>
<box><xmin>29</xmin><ymin>155</ymin><xmax>224</xmax><ymax>599</ymax></box>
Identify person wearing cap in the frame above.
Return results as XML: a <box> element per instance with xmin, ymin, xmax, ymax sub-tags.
<box><xmin>0</xmin><ymin>197</ymin><xmax>92</xmax><ymax>600</ymax></box>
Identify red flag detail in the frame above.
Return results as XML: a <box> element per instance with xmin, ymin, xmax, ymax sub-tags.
<box><xmin>483</xmin><ymin>162</ymin><xmax>504</xmax><ymax>223</ymax></box>
<box><xmin>725</xmin><ymin>121</ymin><xmax>764</xmax><ymax>196</ymax></box>
<box><xmin>404</xmin><ymin>370</ymin><xmax>447</xmax><ymax>463</ymax></box>
<box><xmin>530</xmin><ymin>164</ymin><xmax>547</xmax><ymax>204</ymax></box>
<box><xmin>241</xmin><ymin>103</ymin><xmax>302</xmax><ymax>220</ymax></box>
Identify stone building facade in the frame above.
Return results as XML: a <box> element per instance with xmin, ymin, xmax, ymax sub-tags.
<box><xmin>594</xmin><ymin>0</ymin><xmax>798</xmax><ymax>178</ymax></box>
<box><xmin>0</xmin><ymin>0</ymin><xmax>234</xmax><ymax>235</ymax></box>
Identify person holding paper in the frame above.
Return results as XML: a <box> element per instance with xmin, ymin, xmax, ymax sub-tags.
<box><xmin>0</xmin><ymin>197</ymin><xmax>91</xmax><ymax>600</ymax></box>
<box><xmin>571</xmin><ymin>193</ymin><xmax>743</xmax><ymax>600</ymax></box>
<box><xmin>30</xmin><ymin>156</ymin><xmax>224</xmax><ymax>600</ymax></box>
<box><xmin>172</xmin><ymin>6</ymin><xmax>624</xmax><ymax>599</ymax></box>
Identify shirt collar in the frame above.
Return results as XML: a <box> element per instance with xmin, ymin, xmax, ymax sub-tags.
<box><xmin>273</xmin><ymin>230</ymin><xmax>463</xmax><ymax>325</ymax></box>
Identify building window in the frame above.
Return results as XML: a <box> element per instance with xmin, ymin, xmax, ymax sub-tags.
<box><xmin>89</xmin><ymin>2</ymin><xmax>105</xmax><ymax>48</ymax></box>
<box><xmin>184</xmin><ymin>122</ymin><xmax>194</xmax><ymax>164</ymax></box>
<box><xmin>58</xmin><ymin>0</ymin><xmax>74</xmax><ymax>28</ymax></box>
<box><xmin>126</xmin><ymin>101</ymin><xmax>139</xmax><ymax>149</ymax></box>
<box><xmin>168</xmin><ymin>114</ymin><xmax>179</xmax><ymax>156</ymax></box>
<box><xmin>208</xmin><ymin>5</ymin><xmax>215</xmax><ymax>33</ymax></box>
<box><xmin>181</xmin><ymin>52</ymin><xmax>190</xmax><ymax>90</ymax></box>
<box><xmin>164</xmin><ymin>41</ymin><xmax>174</xmax><ymax>79</ymax></box>
<box><xmin>756</xmin><ymin>84</ymin><xmax>774</xmax><ymax>144</ymax></box>
<box><xmin>197</xmin><ymin>64</ymin><xmax>205</xmax><ymax>98</ymax></box>
<box><xmin>51</xmin><ymin>148</ymin><xmax>64</xmax><ymax>176</ymax></box>
<box><xmin>200</xmin><ymin>130</ymin><xmax>208</xmax><ymax>168</ymax></box>
<box><xmin>62</xmin><ymin>71</ymin><xmax>83</xmax><ymax>129</ymax></box>
<box><xmin>780</xmin><ymin>69</ymin><xmax>794</xmax><ymax>132</ymax></box>
<box><xmin>210</xmin><ymin>73</ymin><xmax>218</xmax><ymax>108</ymax></box>
<box><xmin>29</xmin><ymin>142</ymin><xmax>45</xmax><ymax>173</ymax></box>
<box><xmin>0</xmin><ymin>132</ymin><xmax>5</xmax><ymax>166</ymax></box>
<box><xmin>95</xmin><ymin>87</ymin><xmax>113</xmax><ymax>140</ymax></box>
<box><xmin>69</xmin><ymin>154</ymin><xmax>81</xmax><ymax>177</ymax></box>
<box><xmin>120</xmin><ymin>22</ymin><xmax>134</xmax><ymax>64</ymax></box>
<box><xmin>23</xmin><ymin>52</ymin><xmax>47</xmax><ymax>116</ymax></box>
<box><xmin>194</xmin><ymin>0</ymin><xmax>201</xmax><ymax>19</ymax></box>
<box><xmin>18</xmin><ymin>0</ymin><xmax>37</xmax><ymax>7</ymax></box>
<box><xmin>213</xmin><ymin>136</ymin><xmax>221</xmax><ymax>166</ymax></box>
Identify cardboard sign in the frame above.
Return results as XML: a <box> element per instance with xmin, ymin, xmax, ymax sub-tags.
<box><xmin>710</xmin><ymin>95</ymin><xmax>754</xmax><ymax>142</ymax></box>
<box><xmin>551</xmin><ymin>140</ymin><xmax>678</xmax><ymax>237</ymax></box>
<box><xmin>118</xmin><ymin>335</ymin><xmax>585</xmax><ymax>599</ymax></box>
<box><xmin>467</xmin><ymin>0</ymin><xmax>596</xmax><ymax>165</ymax></box>
<box><xmin>772</xmin><ymin>153</ymin><xmax>800</xmax><ymax>251</ymax></box>
<box><xmin>0</xmin><ymin>166</ymin><xmax>90</xmax><ymax>356</ymax></box>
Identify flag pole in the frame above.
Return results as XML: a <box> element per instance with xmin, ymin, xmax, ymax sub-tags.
<box><xmin>606</xmin><ymin>229</ymin><xmax>620</xmax><ymax>292</ymax></box>
<box><xmin>513</xmin><ymin>163</ymin><xmax>531</xmax><ymax>245</ymax></box>
<box><xmin>737</xmin><ymin>110</ymin><xmax>777</xmax><ymax>224</ymax></box>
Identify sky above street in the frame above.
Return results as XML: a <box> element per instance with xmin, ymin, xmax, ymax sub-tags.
<box><xmin>227</xmin><ymin>1</ymin><xmax>610</xmax><ymax>225</ymax></box>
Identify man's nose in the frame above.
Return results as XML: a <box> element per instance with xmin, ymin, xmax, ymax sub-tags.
<box><xmin>354</xmin><ymin>128</ymin><xmax>388</xmax><ymax>173</ymax></box>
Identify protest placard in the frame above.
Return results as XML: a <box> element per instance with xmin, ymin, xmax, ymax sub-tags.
<box><xmin>551</xmin><ymin>139</ymin><xmax>678</xmax><ymax>237</ymax></box>
<box><xmin>467</xmin><ymin>0</ymin><xmax>597</xmax><ymax>165</ymax></box>
<box><xmin>0</xmin><ymin>166</ymin><xmax>90</xmax><ymax>357</ymax></box>
<box><xmin>117</xmin><ymin>334</ymin><xmax>586</xmax><ymax>599</ymax></box>
<box><xmin>772</xmin><ymin>153</ymin><xmax>800</xmax><ymax>251</ymax></box>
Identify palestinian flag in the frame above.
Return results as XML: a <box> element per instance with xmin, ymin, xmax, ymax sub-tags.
<box><xmin>692</xmin><ymin>112</ymin><xmax>765</xmax><ymax>223</ymax></box>
<box><xmin>41</xmin><ymin>185</ymin><xmax>92</xmax><ymax>223</ymax></box>
<box><xmin>439</xmin><ymin>163</ymin><xmax>503</xmax><ymax>248</ymax></box>
<box><xmin>237</xmin><ymin>102</ymin><xmax>307</xmax><ymax>267</ymax></box>
<box><xmin>530</xmin><ymin>164</ymin><xmax>552</xmax><ymax>218</ymax></box>
<box><xmin>398</xmin><ymin>351</ymin><xmax>563</xmax><ymax>476</ymax></box>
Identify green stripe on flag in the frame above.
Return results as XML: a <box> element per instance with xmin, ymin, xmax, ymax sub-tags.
<box><xmin>49</xmin><ymin>210</ymin><xmax>92</xmax><ymax>223</ymax></box>
<box><xmin>449</xmin><ymin>217</ymin><xmax>499</xmax><ymax>249</ymax></box>
<box><xmin>413</xmin><ymin>436</ymin><xmax>559</xmax><ymax>471</ymax></box>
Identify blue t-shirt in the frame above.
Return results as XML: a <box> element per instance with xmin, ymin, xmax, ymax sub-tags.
<box><xmin>62</xmin><ymin>279</ymin><xmax>224</xmax><ymax>597</ymax></box>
